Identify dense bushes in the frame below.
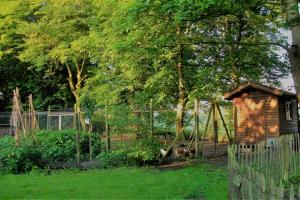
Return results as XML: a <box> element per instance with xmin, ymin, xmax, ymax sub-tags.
<box><xmin>37</xmin><ymin>130</ymin><xmax>102</xmax><ymax>162</ymax></box>
<box><xmin>0</xmin><ymin>130</ymin><xmax>162</xmax><ymax>174</ymax></box>
<box><xmin>0</xmin><ymin>137</ymin><xmax>43</xmax><ymax>173</ymax></box>
<box><xmin>0</xmin><ymin>130</ymin><xmax>102</xmax><ymax>174</ymax></box>
<box><xmin>98</xmin><ymin>139</ymin><xmax>161</xmax><ymax>168</ymax></box>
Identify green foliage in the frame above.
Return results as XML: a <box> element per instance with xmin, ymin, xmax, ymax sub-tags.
<box><xmin>128</xmin><ymin>139</ymin><xmax>161</xmax><ymax>164</ymax></box>
<box><xmin>283</xmin><ymin>175</ymin><xmax>300</xmax><ymax>189</ymax></box>
<box><xmin>98</xmin><ymin>139</ymin><xmax>161</xmax><ymax>168</ymax></box>
<box><xmin>0</xmin><ymin>0</ymin><xmax>75</xmax><ymax>111</ymax></box>
<box><xmin>0</xmin><ymin>0</ymin><xmax>292</xmax><ymax>112</ymax></box>
<box><xmin>37</xmin><ymin>130</ymin><xmax>102</xmax><ymax>162</ymax></box>
<box><xmin>0</xmin><ymin>136</ymin><xmax>43</xmax><ymax>174</ymax></box>
<box><xmin>85</xmin><ymin>0</ymin><xmax>289</xmax><ymax>107</ymax></box>
<box><xmin>0</xmin><ymin>130</ymin><xmax>103</xmax><ymax>174</ymax></box>
<box><xmin>155</xmin><ymin>111</ymin><xmax>176</xmax><ymax>132</ymax></box>
<box><xmin>81</xmin><ymin>93</ymin><xmax>96</xmax><ymax>123</ymax></box>
<box><xmin>97</xmin><ymin>150</ymin><xmax>134</xmax><ymax>168</ymax></box>
<box><xmin>107</xmin><ymin>104</ymin><xmax>147</xmax><ymax>135</ymax></box>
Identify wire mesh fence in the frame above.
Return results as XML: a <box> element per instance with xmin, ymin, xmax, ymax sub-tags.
<box><xmin>0</xmin><ymin>112</ymin><xmax>10</xmax><ymax>136</ymax></box>
<box><xmin>0</xmin><ymin>103</ymin><xmax>232</xmax><ymax>144</ymax></box>
<box><xmin>0</xmin><ymin>111</ymin><xmax>76</xmax><ymax>136</ymax></box>
<box><xmin>0</xmin><ymin>105</ymin><xmax>179</xmax><ymax>138</ymax></box>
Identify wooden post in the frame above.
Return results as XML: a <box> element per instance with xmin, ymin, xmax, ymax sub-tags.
<box><xmin>89</xmin><ymin>122</ymin><xmax>93</xmax><ymax>161</ymax></box>
<box><xmin>24</xmin><ymin>111</ymin><xmax>28</xmax><ymax>135</ymax></box>
<box><xmin>194</xmin><ymin>98</ymin><xmax>199</xmax><ymax>157</ymax></box>
<box><xmin>200</xmin><ymin>105</ymin><xmax>213</xmax><ymax>155</ymax></box>
<box><xmin>216</xmin><ymin>103</ymin><xmax>231</xmax><ymax>144</ymax></box>
<box><xmin>58</xmin><ymin>114</ymin><xmax>62</xmax><ymax>131</ymax></box>
<box><xmin>73</xmin><ymin>104</ymin><xmax>76</xmax><ymax>130</ymax></box>
<box><xmin>233</xmin><ymin>104</ymin><xmax>237</xmax><ymax>143</ymax></box>
<box><xmin>212</xmin><ymin>102</ymin><xmax>218</xmax><ymax>155</ymax></box>
<box><xmin>149</xmin><ymin>99</ymin><xmax>154</xmax><ymax>140</ymax></box>
<box><xmin>105</xmin><ymin>101</ymin><xmax>111</xmax><ymax>152</ymax></box>
<box><xmin>47</xmin><ymin>107</ymin><xmax>50</xmax><ymax>130</ymax></box>
<box><xmin>75</xmin><ymin>106</ymin><xmax>80</xmax><ymax>168</ymax></box>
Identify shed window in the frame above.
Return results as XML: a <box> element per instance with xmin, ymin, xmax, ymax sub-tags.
<box><xmin>285</xmin><ymin>101</ymin><xmax>293</xmax><ymax>120</ymax></box>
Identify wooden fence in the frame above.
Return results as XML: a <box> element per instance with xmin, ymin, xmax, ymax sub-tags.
<box><xmin>228</xmin><ymin>134</ymin><xmax>300</xmax><ymax>199</ymax></box>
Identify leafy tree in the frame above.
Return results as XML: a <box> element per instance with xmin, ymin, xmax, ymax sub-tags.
<box><xmin>0</xmin><ymin>0</ymin><xmax>75</xmax><ymax>111</ymax></box>
<box><xmin>19</xmin><ymin>0</ymin><xmax>99</xmax><ymax>114</ymax></box>
<box><xmin>87</xmin><ymin>0</ymin><xmax>289</xmax><ymax>141</ymax></box>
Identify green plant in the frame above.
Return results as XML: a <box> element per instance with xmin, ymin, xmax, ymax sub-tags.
<box><xmin>97</xmin><ymin>150</ymin><xmax>135</xmax><ymax>168</ymax></box>
<box><xmin>37</xmin><ymin>130</ymin><xmax>102</xmax><ymax>162</ymax></box>
<box><xmin>0</xmin><ymin>137</ymin><xmax>43</xmax><ymax>174</ymax></box>
<box><xmin>128</xmin><ymin>139</ymin><xmax>161</xmax><ymax>165</ymax></box>
<box><xmin>0</xmin><ymin>130</ymin><xmax>103</xmax><ymax>174</ymax></box>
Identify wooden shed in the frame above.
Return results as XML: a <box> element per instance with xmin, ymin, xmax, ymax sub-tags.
<box><xmin>224</xmin><ymin>82</ymin><xmax>299</xmax><ymax>144</ymax></box>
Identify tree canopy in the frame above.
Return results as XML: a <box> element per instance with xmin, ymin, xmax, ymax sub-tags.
<box><xmin>0</xmin><ymin>0</ymin><xmax>297</xmax><ymax>139</ymax></box>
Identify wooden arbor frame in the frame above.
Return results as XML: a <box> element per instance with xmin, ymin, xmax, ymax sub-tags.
<box><xmin>188</xmin><ymin>99</ymin><xmax>232</xmax><ymax>157</ymax></box>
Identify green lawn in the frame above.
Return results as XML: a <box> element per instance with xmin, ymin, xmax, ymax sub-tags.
<box><xmin>0</xmin><ymin>164</ymin><xmax>227</xmax><ymax>200</ymax></box>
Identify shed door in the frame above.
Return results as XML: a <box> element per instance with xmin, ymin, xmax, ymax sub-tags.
<box><xmin>245</xmin><ymin>97</ymin><xmax>266</xmax><ymax>143</ymax></box>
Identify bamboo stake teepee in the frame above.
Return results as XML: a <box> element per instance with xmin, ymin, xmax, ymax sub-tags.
<box><xmin>10</xmin><ymin>88</ymin><xmax>25</xmax><ymax>145</ymax></box>
<box><xmin>28</xmin><ymin>94</ymin><xmax>38</xmax><ymax>141</ymax></box>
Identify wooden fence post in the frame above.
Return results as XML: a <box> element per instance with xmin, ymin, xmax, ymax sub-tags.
<box><xmin>216</xmin><ymin>102</ymin><xmax>231</xmax><ymax>144</ymax></box>
<box><xmin>105</xmin><ymin>101</ymin><xmax>111</xmax><ymax>152</ymax></box>
<box><xmin>58</xmin><ymin>114</ymin><xmax>62</xmax><ymax>131</ymax></box>
<box><xmin>73</xmin><ymin>104</ymin><xmax>76</xmax><ymax>130</ymax></box>
<box><xmin>290</xmin><ymin>184</ymin><xmax>295</xmax><ymax>200</ymax></box>
<box><xmin>212</xmin><ymin>102</ymin><xmax>218</xmax><ymax>155</ymax></box>
<box><xmin>200</xmin><ymin>105</ymin><xmax>212</xmax><ymax>155</ymax></box>
<box><xmin>75</xmin><ymin>106</ymin><xmax>81</xmax><ymax>168</ymax></box>
<box><xmin>194</xmin><ymin>98</ymin><xmax>199</xmax><ymax>157</ymax></box>
<box><xmin>47</xmin><ymin>107</ymin><xmax>51</xmax><ymax>130</ymax></box>
<box><xmin>150</xmin><ymin>99</ymin><xmax>154</xmax><ymax>140</ymax></box>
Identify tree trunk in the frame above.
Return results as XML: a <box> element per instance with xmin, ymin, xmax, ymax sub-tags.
<box><xmin>283</xmin><ymin>0</ymin><xmax>300</xmax><ymax>101</ymax></box>
<box><xmin>175</xmin><ymin>43</ymin><xmax>187</xmax><ymax>141</ymax></box>
<box><xmin>66</xmin><ymin>63</ymin><xmax>87</xmax><ymax>130</ymax></box>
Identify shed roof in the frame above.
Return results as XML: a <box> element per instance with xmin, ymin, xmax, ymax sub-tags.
<box><xmin>224</xmin><ymin>81</ymin><xmax>296</xmax><ymax>100</ymax></box>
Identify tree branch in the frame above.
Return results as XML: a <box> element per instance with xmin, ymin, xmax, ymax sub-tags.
<box><xmin>66</xmin><ymin>64</ymin><xmax>75</xmax><ymax>93</ymax></box>
<box><xmin>183</xmin><ymin>41</ymin><xmax>289</xmax><ymax>51</ymax></box>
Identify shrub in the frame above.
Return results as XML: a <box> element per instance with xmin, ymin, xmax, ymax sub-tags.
<box><xmin>97</xmin><ymin>139</ymin><xmax>161</xmax><ymax>168</ymax></box>
<box><xmin>0</xmin><ymin>136</ymin><xmax>43</xmax><ymax>174</ymax></box>
<box><xmin>128</xmin><ymin>139</ymin><xmax>161</xmax><ymax>165</ymax></box>
<box><xmin>37</xmin><ymin>130</ymin><xmax>102</xmax><ymax>162</ymax></box>
<box><xmin>0</xmin><ymin>130</ymin><xmax>103</xmax><ymax>174</ymax></box>
<box><xmin>98</xmin><ymin>150</ymin><xmax>135</xmax><ymax>168</ymax></box>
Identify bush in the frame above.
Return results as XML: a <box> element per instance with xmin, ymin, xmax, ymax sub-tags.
<box><xmin>98</xmin><ymin>150</ymin><xmax>134</xmax><ymax>168</ymax></box>
<box><xmin>0</xmin><ymin>136</ymin><xmax>43</xmax><ymax>174</ymax></box>
<box><xmin>128</xmin><ymin>139</ymin><xmax>161</xmax><ymax>165</ymax></box>
<box><xmin>98</xmin><ymin>139</ymin><xmax>161</xmax><ymax>168</ymax></box>
<box><xmin>0</xmin><ymin>130</ymin><xmax>103</xmax><ymax>174</ymax></box>
<box><xmin>37</xmin><ymin>130</ymin><xmax>102</xmax><ymax>162</ymax></box>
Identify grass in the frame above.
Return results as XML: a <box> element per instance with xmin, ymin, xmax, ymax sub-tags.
<box><xmin>0</xmin><ymin>164</ymin><xmax>227</xmax><ymax>200</ymax></box>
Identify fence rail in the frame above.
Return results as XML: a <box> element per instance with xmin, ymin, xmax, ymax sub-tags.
<box><xmin>228</xmin><ymin>134</ymin><xmax>300</xmax><ymax>200</ymax></box>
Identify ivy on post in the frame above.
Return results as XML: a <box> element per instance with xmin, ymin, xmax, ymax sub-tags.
<box><xmin>81</xmin><ymin>93</ymin><xmax>96</xmax><ymax>161</ymax></box>
<box><xmin>105</xmin><ymin>101</ymin><xmax>111</xmax><ymax>152</ymax></box>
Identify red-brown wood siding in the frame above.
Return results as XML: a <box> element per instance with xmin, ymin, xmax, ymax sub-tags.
<box><xmin>233</xmin><ymin>89</ymin><xmax>280</xmax><ymax>143</ymax></box>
